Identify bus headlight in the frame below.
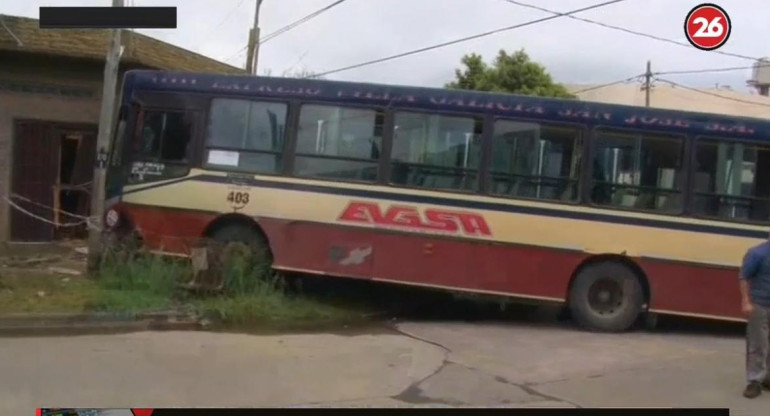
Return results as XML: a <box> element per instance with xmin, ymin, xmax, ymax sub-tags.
<box><xmin>105</xmin><ymin>209</ymin><xmax>120</xmax><ymax>229</ymax></box>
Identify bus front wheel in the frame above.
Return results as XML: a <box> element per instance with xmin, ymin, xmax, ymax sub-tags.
<box><xmin>569</xmin><ymin>261</ymin><xmax>644</xmax><ymax>332</ymax></box>
<box><xmin>209</xmin><ymin>223</ymin><xmax>272</xmax><ymax>264</ymax></box>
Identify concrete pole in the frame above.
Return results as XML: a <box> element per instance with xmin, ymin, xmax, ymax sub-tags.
<box><xmin>87</xmin><ymin>0</ymin><xmax>124</xmax><ymax>272</ymax></box>
<box><xmin>644</xmin><ymin>60</ymin><xmax>652</xmax><ymax>107</ymax></box>
<box><xmin>246</xmin><ymin>0</ymin><xmax>263</xmax><ymax>75</ymax></box>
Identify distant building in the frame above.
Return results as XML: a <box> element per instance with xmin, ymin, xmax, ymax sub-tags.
<box><xmin>0</xmin><ymin>14</ymin><xmax>245</xmax><ymax>246</ymax></box>
<box><xmin>566</xmin><ymin>82</ymin><xmax>770</xmax><ymax>119</ymax></box>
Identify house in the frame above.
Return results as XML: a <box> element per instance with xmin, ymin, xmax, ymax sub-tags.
<box><xmin>567</xmin><ymin>82</ymin><xmax>770</xmax><ymax>119</ymax></box>
<box><xmin>0</xmin><ymin>14</ymin><xmax>245</xmax><ymax>245</ymax></box>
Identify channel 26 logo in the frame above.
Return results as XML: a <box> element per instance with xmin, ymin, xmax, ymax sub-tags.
<box><xmin>684</xmin><ymin>3</ymin><xmax>731</xmax><ymax>50</ymax></box>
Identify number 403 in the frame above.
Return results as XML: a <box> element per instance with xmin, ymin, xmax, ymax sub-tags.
<box><xmin>227</xmin><ymin>191</ymin><xmax>250</xmax><ymax>205</ymax></box>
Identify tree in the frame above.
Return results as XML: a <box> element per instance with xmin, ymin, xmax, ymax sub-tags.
<box><xmin>446</xmin><ymin>49</ymin><xmax>574</xmax><ymax>99</ymax></box>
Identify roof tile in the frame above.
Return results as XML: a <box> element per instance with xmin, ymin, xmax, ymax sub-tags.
<box><xmin>0</xmin><ymin>14</ymin><xmax>246</xmax><ymax>75</ymax></box>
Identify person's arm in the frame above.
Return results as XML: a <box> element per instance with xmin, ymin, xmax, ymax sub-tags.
<box><xmin>740</xmin><ymin>251</ymin><xmax>758</xmax><ymax>314</ymax></box>
<box><xmin>740</xmin><ymin>280</ymin><xmax>753</xmax><ymax>311</ymax></box>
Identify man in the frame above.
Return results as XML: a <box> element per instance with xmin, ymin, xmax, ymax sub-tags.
<box><xmin>740</xmin><ymin>236</ymin><xmax>770</xmax><ymax>398</ymax></box>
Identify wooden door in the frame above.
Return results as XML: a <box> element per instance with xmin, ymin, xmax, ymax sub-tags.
<box><xmin>10</xmin><ymin>121</ymin><xmax>59</xmax><ymax>242</ymax></box>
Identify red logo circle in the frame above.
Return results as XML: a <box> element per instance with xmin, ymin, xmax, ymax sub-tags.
<box><xmin>684</xmin><ymin>3</ymin><xmax>731</xmax><ymax>50</ymax></box>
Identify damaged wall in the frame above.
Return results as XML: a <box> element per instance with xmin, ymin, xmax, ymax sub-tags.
<box><xmin>0</xmin><ymin>53</ymin><xmax>104</xmax><ymax>245</ymax></box>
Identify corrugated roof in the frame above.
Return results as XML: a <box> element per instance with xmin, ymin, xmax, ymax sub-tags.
<box><xmin>0</xmin><ymin>14</ymin><xmax>245</xmax><ymax>75</ymax></box>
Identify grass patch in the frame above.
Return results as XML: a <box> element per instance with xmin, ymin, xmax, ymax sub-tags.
<box><xmin>191</xmin><ymin>244</ymin><xmax>371</xmax><ymax>326</ymax></box>
<box><xmin>195</xmin><ymin>292</ymin><xmax>365</xmax><ymax>327</ymax></box>
<box><xmin>90</xmin><ymin>249</ymin><xmax>189</xmax><ymax>313</ymax></box>
<box><xmin>91</xmin><ymin>242</ymin><xmax>374</xmax><ymax>326</ymax></box>
<box><xmin>0</xmin><ymin>241</ymin><xmax>376</xmax><ymax>328</ymax></box>
<box><xmin>0</xmin><ymin>270</ymin><xmax>100</xmax><ymax>314</ymax></box>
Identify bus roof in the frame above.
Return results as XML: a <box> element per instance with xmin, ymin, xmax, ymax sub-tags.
<box><xmin>123</xmin><ymin>69</ymin><xmax>770</xmax><ymax>141</ymax></box>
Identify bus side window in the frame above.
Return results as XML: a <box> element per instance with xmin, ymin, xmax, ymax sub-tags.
<box><xmin>590</xmin><ymin>130</ymin><xmax>684</xmax><ymax>213</ymax></box>
<box><xmin>692</xmin><ymin>139</ymin><xmax>770</xmax><ymax>222</ymax></box>
<box><xmin>204</xmin><ymin>98</ymin><xmax>287</xmax><ymax>174</ymax></box>
<box><xmin>489</xmin><ymin>120</ymin><xmax>581</xmax><ymax>202</ymax></box>
<box><xmin>389</xmin><ymin>112</ymin><xmax>482</xmax><ymax>192</ymax></box>
<box><xmin>293</xmin><ymin>104</ymin><xmax>383</xmax><ymax>183</ymax></box>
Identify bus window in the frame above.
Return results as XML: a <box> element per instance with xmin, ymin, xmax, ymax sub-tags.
<box><xmin>205</xmin><ymin>98</ymin><xmax>287</xmax><ymax>174</ymax></box>
<box><xmin>490</xmin><ymin>120</ymin><xmax>581</xmax><ymax>202</ymax></box>
<box><xmin>390</xmin><ymin>112</ymin><xmax>482</xmax><ymax>192</ymax></box>
<box><xmin>590</xmin><ymin>130</ymin><xmax>684</xmax><ymax>213</ymax></box>
<box><xmin>293</xmin><ymin>105</ymin><xmax>382</xmax><ymax>182</ymax></box>
<box><xmin>128</xmin><ymin>109</ymin><xmax>194</xmax><ymax>184</ymax></box>
<box><xmin>136</xmin><ymin>110</ymin><xmax>190</xmax><ymax>161</ymax></box>
<box><xmin>692</xmin><ymin>139</ymin><xmax>770</xmax><ymax>222</ymax></box>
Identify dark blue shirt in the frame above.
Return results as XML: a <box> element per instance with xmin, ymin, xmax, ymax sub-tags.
<box><xmin>740</xmin><ymin>241</ymin><xmax>770</xmax><ymax>308</ymax></box>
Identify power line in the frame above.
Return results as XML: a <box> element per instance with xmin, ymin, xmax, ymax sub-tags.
<box><xmin>220</xmin><ymin>0</ymin><xmax>349</xmax><ymax>67</ymax></box>
<box><xmin>656</xmin><ymin>63</ymin><xmax>770</xmax><ymax>76</ymax></box>
<box><xmin>308</xmin><ymin>0</ymin><xmax>629</xmax><ymax>79</ymax></box>
<box><xmin>571</xmin><ymin>74</ymin><xmax>644</xmax><ymax>94</ymax></box>
<box><xmin>502</xmin><ymin>0</ymin><xmax>759</xmax><ymax>62</ymax></box>
<box><xmin>260</xmin><ymin>0</ymin><xmax>349</xmax><ymax>44</ymax></box>
<box><xmin>655</xmin><ymin>78</ymin><xmax>770</xmax><ymax>108</ymax></box>
<box><xmin>200</xmin><ymin>0</ymin><xmax>248</xmax><ymax>43</ymax></box>
<box><xmin>223</xmin><ymin>45</ymin><xmax>248</xmax><ymax>64</ymax></box>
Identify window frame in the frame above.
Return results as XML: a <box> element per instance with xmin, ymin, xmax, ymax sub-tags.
<box><xmin>290</xmin><ymin>101</ymin><xmax>388</xmax><ymax>185</ymax></box>
<box><xmin>386</xmin><ymin>107</ymin><xmax>487</xmax><ymax>195</ymax></box>
<box><xmin>688</xmin><ymin>135</ymin><xmax>770</xmax><ymax>225</ymax></box>
<box><xmin>486</xmin><ymin>116</ymin><xmax>587</xmax><ymax>206</ymax></box>
<box><xmin>132</xmin><ymin>106</ymin><xmax>197</xmax><ymax>165</ymax></box>
<box><xmin>123</xmin><ymin>105</ymin><xmax>203</xmax><ymax>186</ymax></box>
<box><xmin>202</xmin><ymin>96</ymin><xmax>291</xmax><ymax>177</ymax></box>
<box><xmin>586</xmin><ymin>125</ymin><xmax>689</xmax><ymax>216</ymax></box>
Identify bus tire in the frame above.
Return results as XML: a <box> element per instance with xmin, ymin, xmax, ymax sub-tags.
<box><xmin>209</xmin><ymin>223</ymin><xmax>271</xmax><ymax>262</ymax></box>
<box><xmin>569</xmin><ymin>261</ymin><xmax>644</xmax><ymax>332</ymax></box>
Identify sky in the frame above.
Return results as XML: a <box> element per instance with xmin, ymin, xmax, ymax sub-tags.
<box><xmin>2</xmin><ymin>0</ymin><xmax>768</xmax><ymax>92</ymax></box>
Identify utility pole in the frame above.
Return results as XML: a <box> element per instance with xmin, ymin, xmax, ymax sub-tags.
<box><xmin>245</xmin><ymin>0</ymin><xmax>264</xmax><ymax>75</ymax></box>
<box><xmin>643</xmin><ymin>60</ymin><xmax>652</xmax><ymax>107</ymax></box>
<box><xmin>87</xmin><ymin>0</ymin><xmax>124</xmax><ymax>272</ymax></box>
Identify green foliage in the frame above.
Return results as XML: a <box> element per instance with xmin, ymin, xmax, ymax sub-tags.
<box><xmin>0</xmin><ymin>271</ymin><xmax>99</xmax><ymax>314</ymax></box>
<box><xmin>446</xmin><ymin>49</ymin><xmax>575</xmax><ymax>99</ymax></box>
<box><xmin>93</xmin><ymin>242</ymin><xmax>365</xmax><ymax>326</ymax></box>
<box><xmin>93</xmin><ymin>250</ymin><xmax>189</xmax><ymax>312</ymax></box>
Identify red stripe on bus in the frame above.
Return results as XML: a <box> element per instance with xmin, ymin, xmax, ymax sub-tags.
<box><xmin>120</xmin><ymin>204</ymin><xmax>743</xmax><ymax>321</ymax></box>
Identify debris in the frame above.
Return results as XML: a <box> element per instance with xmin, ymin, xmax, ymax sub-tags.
<box><xmin>48</xmin><ymin>267</ymin><xmax>82</xmax><ymax>276</ymax></box>
<box><xmin>37</xmin><ymin>291</ymin><xmax>46</xmax><ymax>298</ymax></box>
<box><xmin>74</xmin><ymin>247</ymin><xmax>89</xmax><ymax>255</ymax></box>
<box><xmin>190</xmin><ymin>247</ymin><xmax>209</xmax><ymax>271</ymax></box>
<box><xmin>5</xmin><ymin>256</ymin><xmax>62</xmax><ymax>268</ymax></box>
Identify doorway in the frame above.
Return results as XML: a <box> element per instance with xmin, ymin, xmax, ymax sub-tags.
<box><xmin>10</xmin><ymin>120</ymin><xmax>97</xmax><ymax>242</ymax></box>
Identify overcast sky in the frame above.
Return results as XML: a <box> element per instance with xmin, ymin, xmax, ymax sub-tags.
<box><xmin>3</xmin><ymin>0</ymin><xmax>767</xmax><ymax>91</ymax></box>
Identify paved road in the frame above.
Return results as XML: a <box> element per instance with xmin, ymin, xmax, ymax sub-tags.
<box><xmin>0</xmin><ymin>317</ymin><xmax>765</xmax><ymax>414</ymax></box>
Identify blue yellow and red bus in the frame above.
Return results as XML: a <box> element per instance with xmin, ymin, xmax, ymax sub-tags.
<box><xmin>104</xmin><ymin>70</ymin><xmax>770</xmax><ymax>332</ymax></box>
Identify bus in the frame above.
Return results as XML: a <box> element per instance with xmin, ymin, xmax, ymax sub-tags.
<box><xmin>104</xmin><ymin>69</ymin><xmax>770</xmax><ymax>332</ymax></box>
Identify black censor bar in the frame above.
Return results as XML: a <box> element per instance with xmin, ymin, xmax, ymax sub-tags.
<box><xmin>39</xmin><ymin>7</ymin><xmax>177</xmax><ymax>29</ymax></box>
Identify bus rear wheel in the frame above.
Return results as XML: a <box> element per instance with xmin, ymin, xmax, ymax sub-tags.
<box><xmin>569</xmin><ymin>261</ymin><xmax>644</xmax><ymax>332</ymax></box>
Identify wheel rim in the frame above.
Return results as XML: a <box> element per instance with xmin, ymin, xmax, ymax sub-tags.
<box><xmin>587</xmin><ymin>278</ymin><xmax>624</xmax><ymax>316</ymax></box>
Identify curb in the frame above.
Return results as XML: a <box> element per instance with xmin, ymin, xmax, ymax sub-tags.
<box><xmin>0</xmin><ymin>311</ymin><xmax>201</xmax><ymax>337</ymax></box>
